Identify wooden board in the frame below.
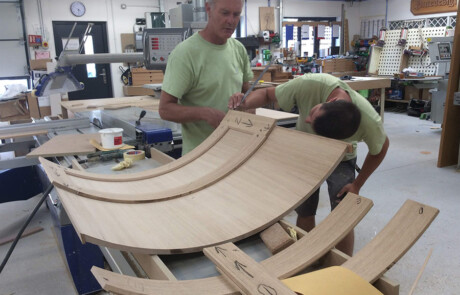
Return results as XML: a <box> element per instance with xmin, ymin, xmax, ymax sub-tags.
<box><xmin>26</xmin><ymin>133</ymin><xmax>99</xmax><ymax>158</ymax></box>
<box><xmin>342</xmin><ymin>199</ymin><xmax>439</xmax><ymax>283</ymax></box>
<box><xmin>204</xmin><ymin>242</ymin><xmax>296</xmax><ymax>295</ymax></box>
<box><xmin>0</xmin><ymin>129</ymin><xmax>48</xmax><ymax>140</ymax></box>
<box><xmin>60</xmin><ymin>96</ymin><xmax>159</xmax><ymax>118</ymax></box>
<box><xmin>256</xmin><ymin>108</ymin><xmax>299</xmax><ymax>121</ymax></box>
<box><xmin>411</xmin><ymin>0</ymin><xmax>457</xmax><ymax>15</ymax></box>
<box><xmin>91</xmin><ymin>193</ymin><xmax>373</xmax><ymax>294</ymax></box>
<box><xmin>40</xmin><ymin>111</ymin><xmax>350</xmax><ymax>254</ymax></box>
<box><xmin>438</xmin><ymin>5</ymin><xmax>460</xmax><ymax>167</ymax></box>
<box><xmin>259</xmin><ymin>7</ymin><xmax>275</xmax><ymax>31</ymax></box>
<box><xmin>0</xmin><ymin>226</ymin><xmax>43</xmax><ymax>246</ymax></box>
<box><xmin>343</xmin><ymin>77</ymin><xmax>391</xmax><ymax>91</ymax></box>
<box><xmin>91</xmin><ymin>197</ymin><xmax>438</xmax><ymax>295</ymax></box>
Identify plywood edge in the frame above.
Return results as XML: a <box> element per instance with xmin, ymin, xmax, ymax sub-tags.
<box><xmin>132</xmin><ymin>253</ymin><xmax>176</xmax><ymax>281</ymax></box>
<box><xmin>0</xmin><ymin>129</ymin><xmax>48</xmax><ymax>140</ymax></box>
<box><xmin>262</xmin><ymin>193</ymin><xmax>374</xmax><ymax>279</ymax></box>
<box><xmin>149</xmin><ymin>148</ymin><xmax>174</xmax><ymax>165</ymax></box>
<box><xmin>342</xmin><ymin>200</ymin><xmax>439</xmax><ymax>283</ymax></box>
<box><xmin>44</xmin><ymin>132</ymin><xmax>271</xmax><ymax>204</ymax></box>
<box><xmin>64</xmin><ymin>124</ymin><xmax>231</xmax><ymax>182</ymax></box>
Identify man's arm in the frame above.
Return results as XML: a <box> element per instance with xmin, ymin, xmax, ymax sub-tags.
<box><xmin>337</xmin><ymin>136</ymin><xmax>390</xmax><ymax>196</ymax></box>
<box><xmin>159</xmin><ymin>91</ymin><xmax>225</xmax><ymax>128</ymax></box>
<box><xmin>228</xmin><ymin>87</ymin><xmax>277</xmax><ymax>110</ymax></box>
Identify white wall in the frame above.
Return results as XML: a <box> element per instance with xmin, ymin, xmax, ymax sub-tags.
<box><xmin>348</xmin><ymin>0</ymin><xmax>457</xmax><ymax>34</ymax></box>
<box><xmin>21</xmin><ymin>0</ymin><xmax>457</xmax><ymax>97</ymax></box>
<box><xmin>387</xmin><ymin>0</ymin><xmax>457</xmax><ymax>22</ymax></box>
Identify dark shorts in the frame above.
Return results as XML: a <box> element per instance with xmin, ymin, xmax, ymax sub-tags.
<box><xmin>295</xmin><ymin>157</ymin><xmax>357</xmax><ymax>217</ymax></box>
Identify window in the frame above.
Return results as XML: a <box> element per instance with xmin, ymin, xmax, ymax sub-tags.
<box><xmin>0</xmin><ymin>78</ymin><xmax>30</xmax><ymax>97</ymax></box>
<box><xmin>283</xmin><ymin>17</ymin><xmax>338</xmax><ymax>57</ymax></box>
<box><xmin>83</xmin><ymin>35</ymin><xmax>96</xmax><ymax>78</ymax></box>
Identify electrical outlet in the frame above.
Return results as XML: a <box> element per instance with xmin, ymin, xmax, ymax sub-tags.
<box><xmin>454</xmin><ymin>92</ymin><xmax>460</xmax><ymax>106</ymax></box>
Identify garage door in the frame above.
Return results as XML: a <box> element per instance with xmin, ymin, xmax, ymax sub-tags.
<box><xmin>0</xmin><ymin>1</ymin><xmax>28</xmax><ymax>78</ymax></box>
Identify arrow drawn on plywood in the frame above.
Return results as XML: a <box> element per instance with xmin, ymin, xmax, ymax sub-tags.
<box><xmin>234</xmin><ymin>260</ymin><xmax>254</xmax><ymax>278</ymax></box>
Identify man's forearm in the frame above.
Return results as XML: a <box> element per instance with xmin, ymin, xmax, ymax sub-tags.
<box><xmin>353</xmin><ymin>136</ymin><xmax>389</xmax><ymax>190</ymax></box>
<box><xmin>159</xmin><ymin>102</ymin><xmax>210</xmax><ymax>124</ymax></box>
<box><xmin>241</xmin><ymin>88</ymin><xmax>275</xmax><ymax>110</ymax></box>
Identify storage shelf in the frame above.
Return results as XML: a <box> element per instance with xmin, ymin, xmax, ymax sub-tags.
<box><xmin>386</xmin><ymin>99</ymin><xmax>410</xmax><ymax>103</ymax></box>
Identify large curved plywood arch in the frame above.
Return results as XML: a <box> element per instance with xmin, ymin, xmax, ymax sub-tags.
<box><xmin>40</xmin><ymin>111</ymin><xmax>350</xmax><ymax>254</ymax></box>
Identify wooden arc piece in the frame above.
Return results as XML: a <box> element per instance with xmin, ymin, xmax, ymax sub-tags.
<box><xmin>39</xmin><ymin>111</ymin><xmax>350</xmax><ymax>254</ymax></box>
<box><xmin>91</xmin><ymin>199</ymin><xmax>438</xmax><ymax>295</ymax></box>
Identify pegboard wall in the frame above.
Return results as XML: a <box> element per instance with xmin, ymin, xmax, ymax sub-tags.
<box><xmin>406</xmin><ymin>27</ymin><xmax>446</xmax><ymax>75</ymax></box>
<box><xmin>377</xmin><ymin>30</ymin><xmax>404</xmax><ymax>76</ymax></box>
<box><xmin>377</xmin><ymin>27</ymin><xmax>446</xmax><ymax>76</ymax></box>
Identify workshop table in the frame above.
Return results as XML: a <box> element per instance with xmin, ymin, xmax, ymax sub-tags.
<box><xmin>343</xmin><ymin>76</ymin><xmax>392</xmax><ymax>121</ymax></box>
<box><xmin>254</xmin><ymin>76</ymin><xmax>392</xmax><ymax>121</ymax></box>
<box><xmin>60</xmin><ymin>95</ymin><xmax>159</xmax><ymax>118</ymax></box>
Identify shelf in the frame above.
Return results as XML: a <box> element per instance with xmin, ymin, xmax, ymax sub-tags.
<box><xmin>386</xmin><ymin>99</ymin><xmax>409</xmax><ymax>103</ymax></box>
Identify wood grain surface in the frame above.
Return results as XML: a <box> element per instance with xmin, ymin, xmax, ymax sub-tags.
<box><xmin>27</xmin><ymin>133</ymin><xmax>99</xmax><ymax>158</ymax></box>
<box><xmin>40</xmin><ymin>111</ymin><xmax>349</xmax><ymax>254</ymax></box>
<box><xmin>91</xmin><ymin>193</ymin><xmax>373</xmax><ymax>294</ymax></box>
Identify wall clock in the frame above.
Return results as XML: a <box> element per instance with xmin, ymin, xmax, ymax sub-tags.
<box><xmin>70</xmin><ymin>1</ymin><xmax>86</xmax><ymax>17</ymax></box>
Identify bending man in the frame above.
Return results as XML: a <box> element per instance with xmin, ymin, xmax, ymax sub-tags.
<box><xmin>229</xmin><ymin>73</ymin><xmax>389</xmax><ymax>256</ymax></box>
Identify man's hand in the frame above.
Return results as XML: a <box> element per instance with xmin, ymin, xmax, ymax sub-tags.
<box><xmin>203</xmin><ymin>107</ymin><xmax>226</xmax><ymax>128</ymax></box>
<box><xmin>228</xmin><ymin>92</ymin><xmax>245</xmax><ymax>110</ymax></box>
<box><xmin>337</xmin><ymin>182</ymin><xmax>360</xmax><ymax>198</ymax></box>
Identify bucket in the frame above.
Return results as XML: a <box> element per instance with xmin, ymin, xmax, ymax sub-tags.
<box><xmin>99</xmin><ymin>128</ymin><xmax>123</xmax><ymax>149</ymax></box>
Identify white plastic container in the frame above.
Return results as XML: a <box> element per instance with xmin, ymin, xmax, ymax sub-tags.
<box><xmin>99</xmin><ymin>128</ymin><xmax>123</xmax><ymax>149</ymax></box>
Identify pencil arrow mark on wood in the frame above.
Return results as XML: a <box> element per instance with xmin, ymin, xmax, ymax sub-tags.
<box><xmin>215</xmin><ymin>246</ymin><xmax>227</xmax><ymax>257</ymax></box>
<box><xmin>258</xmin><ymin>284</ymin><xmax>277</xmax><ymax>295</ymax></box>
<box><xmin>234</xmin><ymin>261</ymin><xmax>253</xmax><ymax>278</ymax></box>
<box><xmin>242</xmin><ymin>119</ymin><xmax>253</xmax><ymax>127</ymax></box>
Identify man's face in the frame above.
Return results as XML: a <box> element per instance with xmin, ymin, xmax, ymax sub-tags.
<box><xmin>206</xmin><ymin>0</ymin><xmax>242</xmax><ymax>43</ymax></box>
<box><xmin>305</xmin><ymin>103</ymin><xmax>325</xmax><ymax>125</ymax></box>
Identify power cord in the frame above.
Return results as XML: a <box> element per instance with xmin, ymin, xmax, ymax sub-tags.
<box><xmin>0</xmin><ymin>183</ymin><xmax>54</xmax><ymax>274</ymax></box>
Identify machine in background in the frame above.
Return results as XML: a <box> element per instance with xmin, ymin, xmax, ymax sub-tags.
<box><xmin>427</xmin><ymin>36</ymin><xmax>454</xmax><ymax>124</ymax></box>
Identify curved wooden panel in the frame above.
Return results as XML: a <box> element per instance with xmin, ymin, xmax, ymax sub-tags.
<box><xmin>91</xmin><ymin>193</ymin><xmax>373</xmax><ymax>295</ymax></box>
<box><xmin>91</xmin><ymin>198</ymin><xmax>438</xmax><ymax>295</ymax></box>
<box><xmin>342</xmin><ymin>200</ymin><xmax>439</xmax><ymax>283</ymax></box>
<box><xmin>40</xmin><ymin>111</ymin><xmax>349</xmax><ymax>254</ymax></box>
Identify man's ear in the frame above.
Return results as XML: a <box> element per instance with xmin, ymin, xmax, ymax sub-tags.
<box><xmin>327</xmin><ymin>97</ymin><xmax>340</xmax><ymax>102</ymax></box>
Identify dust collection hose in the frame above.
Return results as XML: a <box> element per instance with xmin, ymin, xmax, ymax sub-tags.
<box><xmin>0</xmin><ymin>183</ymin><xmax>54</xmax><ymax>274</ymax></box>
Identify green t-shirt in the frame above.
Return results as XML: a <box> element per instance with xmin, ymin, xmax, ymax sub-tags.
<box><xmin>162</xmin><ymin>33</ymin><xmax>253</xmax><ymax>155</ymax></box>
<box><xmin>275</xmin><ymin>73</ymin><xmax>387</xmax><ymax>161</ymax></box>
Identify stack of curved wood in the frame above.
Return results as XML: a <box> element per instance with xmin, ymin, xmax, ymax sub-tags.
<box><xmin>40</xmin><ymin>110</ymin><xmax>349</xmax><ymax>254</ymax></box>
<box><xmin>39</xmin><ymin>110</ymin><xmax>439</xmax><ymax>294</ymax></box>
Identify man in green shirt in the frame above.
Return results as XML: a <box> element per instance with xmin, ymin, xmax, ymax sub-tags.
<box><xmin>159</xmin><ymin>0</ymin><xmax>253</xmax><ymax>155</ymax></box>
<box><xmin>228</xmin><ymin>73</ymin><xmax>390</xmax><ymax>256</ymax></box>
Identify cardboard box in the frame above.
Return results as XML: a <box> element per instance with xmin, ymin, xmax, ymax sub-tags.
<box><xmin>30</xmin><ymin>59</ymin><xmax>53</xmax><ymax>70</ymax></box>
<box><xmin>123</xmin><ymin>86</ymin><xmax>155</xmax><ymax>96</ymax></box>
<box><xmin>321</xmin><ymin>59</ymin><xmax>356</xmax><ymax>73</ymax></box>
<box><xmin>0</xmin><ymin>96</ymin><xmax>29</xmax><ymax>122</ymax></box>
<box><xmin>131</xmin><ymin>68</ymin><xmax>164</xmax><ymax>86</ymax></box>
<box><xmin>252</xmin><ymin>71</ymin><xmax>272</xmax><ymax>82</ymax></box>
<box><xmin>26</xmin><ymin>92</ymin><xmax>51</xmax><ymax>119</ymax></box>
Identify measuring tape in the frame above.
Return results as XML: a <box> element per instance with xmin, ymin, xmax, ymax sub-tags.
<box><xmin>123</xmin><ymin>150</ymin><xmax>145</xmax><ymax>162</ymax></box>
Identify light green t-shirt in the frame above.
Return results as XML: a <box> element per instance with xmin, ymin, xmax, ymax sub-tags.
<box><xmin>162</xmin><ymin>33</ymin><xmax>253</xmax><ymax>155</ymax></box>
<box><xmin>275</xmin><ymin>73</ymin><xmax>387</xmax><ymax>161</ymax></box>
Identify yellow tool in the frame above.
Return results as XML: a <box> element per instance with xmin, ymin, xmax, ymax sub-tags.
<box><xmin>111</xmin><ymin>158</ymin><xmax>133</xmax><ymax>171</ymax></box>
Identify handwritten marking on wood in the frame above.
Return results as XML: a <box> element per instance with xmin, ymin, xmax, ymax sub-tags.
<box><xmin>204</xmin><ymin>243</ymin><xmax>296</xmax><ymax>295</ymax></box>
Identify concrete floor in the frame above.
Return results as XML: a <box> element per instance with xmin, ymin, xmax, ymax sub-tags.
<box><xmin>0</xmin><ymin>111</ymin><xmax>459</xmax><ymax>294</ymax></box>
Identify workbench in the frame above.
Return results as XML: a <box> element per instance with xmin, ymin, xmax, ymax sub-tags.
<box><xmin>254</xmin><ymin>75</ymin><xmax>392</xmax><ymax>121</ymax></box>
<box><xmin>60</xmin><ymin>95</ymin><xmax>159</xmax><ymax>119</ymax></box>
<box><xmin>343</xmin><ymin>76</ymin><xmax>392</xmax><ymax>121</ymax></box>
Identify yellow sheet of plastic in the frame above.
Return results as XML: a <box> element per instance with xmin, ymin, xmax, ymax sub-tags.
<box><xmin>282</xmin><ymin>266</ymin><xmax>383</xmax><ymax>295</ymax></box>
